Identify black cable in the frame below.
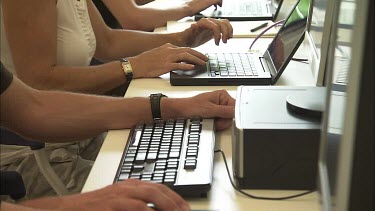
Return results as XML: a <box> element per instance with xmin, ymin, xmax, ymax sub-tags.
<box><xmin>214</xmin><ymin>149</ymin><xmax>316</xmax><ymax>200</ymax></box>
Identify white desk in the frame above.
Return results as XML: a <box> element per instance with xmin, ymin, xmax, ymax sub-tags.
<box><xmin>83</xmin><ymin>37</ymin><xmax>319</xmax><ymax>211</ymax></box>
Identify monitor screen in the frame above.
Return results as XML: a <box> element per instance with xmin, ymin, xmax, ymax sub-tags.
<box><xmin>309</xmin><ymin>0</ymin><xmax>329</xmax><ymax>58</ymax></box>
<box><xmin>318</xmin><ymin>0</ymin><xmax>373</xmax><ymax>210</ymax></box>
<box><xmin>306</xmin><ymin>0</ymin><xmax>335</xmax><ymax>86</ymax></box>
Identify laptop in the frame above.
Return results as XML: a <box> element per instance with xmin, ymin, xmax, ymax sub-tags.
<box><xmin>195</xmin><ymin>0</ymin><xmax>284</xmax><ymax>21</ymax></box>
<box><xmin>170</xmin><ymin>0</ymin><xmax>310</xmax><ymax>86</ymax></box>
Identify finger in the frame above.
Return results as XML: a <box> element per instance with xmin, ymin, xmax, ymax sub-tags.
<box><xmin>124</xmin><ymin>182</ymin><xmax>184</xmax><ymax>211</ymax></box>
<box><xmin>197</xmin><ymin>18</ymin><xmax>222</xmax><ymax>45</ymax></box>
<box><xmin>170</xmin><ymin>62</ymin><xmax>195</xmax><ymax>70</ymax></box>
<box><xmin>220</xmin><ymin>93</ymin><xmax>235</xmax><ymax>106</ymax></box>
<box><xmin>109</xmin><ymin>198</ymin><xmax>152</xmax><ymax>211</ymax></box>
<box><xmin>210</xmin><ymin>19</ymin><xmax>232</xmax><ymax>43</ymax></box>
<box><xmin>218</xmin><ymin>0</ymin><xmax>223</xmax><ymax>7</ymax></box>
<box><xmin>210</xmin><ymin>0</ymin><xmax>222</xmax><ymax>8</ymax></box>
<box><xmin>174</xmin><ymin>52</ymin><xmax>207</xmax><ymax>66</ymax></box>
<box><xmin>215</xmin><ymin>90</ymin><xmax>235</xmax><ymax>106</ymax></box>
<box><xmin>222</xmin><ymin>19</ymin><xmax>234</xmax><ymax>38</ymax></box>
<box><xmin>211</xmin><ymin>104</ymin><xmax>235</xmax><ymax>119</ymax></box>
<box><xmin>214</xmin><ymin>118</ymin><xmax>233</xmax><ymax>131</ymax></box>
<box><xmin>173</xmin><ymin>47</ymin><xmax>208</xmax><ymax>62</ymax></box>
<box><xmin>150</xmin><ymin>183</ymin><xmax>190</xmax><ymax>211</ymax></box>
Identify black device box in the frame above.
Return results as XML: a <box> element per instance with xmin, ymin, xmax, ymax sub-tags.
<box><xmin>232</xmin><ymin>86</ymin><xmax>322</xmax><ymax>190</ymax></box>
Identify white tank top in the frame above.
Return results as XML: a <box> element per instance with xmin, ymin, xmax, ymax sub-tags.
<box><xmin>0</xmin><ymin>0</ymin><xmax>96</xmax><ymax>75</ymax></box>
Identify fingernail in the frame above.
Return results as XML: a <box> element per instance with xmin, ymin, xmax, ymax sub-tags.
<box><xmin>182</xmin><ymin>204</ymin><xmax>190</xmax><ymax>211</ymax></box>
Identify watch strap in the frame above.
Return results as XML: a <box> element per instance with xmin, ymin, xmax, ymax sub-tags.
<box><xmin>149</xmin><ymin>93</ymin><xmax>168</xmax><ymax>119</ymax></box>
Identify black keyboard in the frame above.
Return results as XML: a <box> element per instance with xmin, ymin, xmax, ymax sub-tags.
<box><xmin>114</xmin><ymin>118</ymin><xmax>215</xmax><ymax>197</ymax></box>
<box><xmin>207</xmin><ymin>53</ymin><xmax>259</xmax><ymax>77</ymax></box>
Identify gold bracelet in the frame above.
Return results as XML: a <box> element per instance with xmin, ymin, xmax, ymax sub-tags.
<box><xmin>119</xmin><ymin>58</ymin><xmax>133</xmax><ymax>82</ymax></box>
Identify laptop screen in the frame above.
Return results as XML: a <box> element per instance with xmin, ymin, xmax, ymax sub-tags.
<box><xmin>267</xmin><ymin>0</ymin><xmax>310</xmax><ymax>73</ymax></box>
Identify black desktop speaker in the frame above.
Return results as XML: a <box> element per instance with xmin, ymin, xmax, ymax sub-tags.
<box><xmin>234</xmin><ymin>128</ymin><xmax>320</xmax><ymax>190</ymax></box>
<box><xmin>232</xmin><ymin>86</ymin><xmax>322</xmax><ymax>190</ymax></box>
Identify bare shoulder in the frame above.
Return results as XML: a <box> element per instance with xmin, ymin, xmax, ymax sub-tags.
<box><xmin>2</xmin><ymin>0</ymin><xmax>56</xmax><ymax>24</ymax></box>
<box><xmin>2</xmin><ymin>0</ymin><xmax>58</xmax><ymax>81</ymax></box>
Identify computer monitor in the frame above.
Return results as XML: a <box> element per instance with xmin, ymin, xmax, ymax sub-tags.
<box><xmin>305</xmin><ymin>0</ymin><xmax>336</xmax><ymax>86</ymax></box>
<box><xmin>317</xmin><ymin>0</ymin><xmax>374</xmax><ymax>210</ymax></box>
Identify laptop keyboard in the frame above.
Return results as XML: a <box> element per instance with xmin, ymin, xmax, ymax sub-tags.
<box><xmin>207</xmin><ymin>53</ymin><xmax>259</xmax><ymax>77</ymax></box>
<box><xmin>114</xmin><ymin>118</ymin><xmax>215</xmax><ymax>197</ymax></box>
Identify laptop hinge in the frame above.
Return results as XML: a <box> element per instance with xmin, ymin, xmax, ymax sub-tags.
<box><xmin>259</xmin><ymin>56</ymin><xmax>274</xmax><ymax>75</ymax></box>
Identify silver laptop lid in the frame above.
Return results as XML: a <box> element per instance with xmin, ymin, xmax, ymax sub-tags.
<box><xmin>263</xmin><ymin>0</ymin><xmax>311</xmax><ymax>84</ymax></box>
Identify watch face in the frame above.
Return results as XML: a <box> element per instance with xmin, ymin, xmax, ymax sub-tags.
<box><xmin>120</xmin><ymin>59</ymin><xmax>133</xmax><ymax>82</ymax></box>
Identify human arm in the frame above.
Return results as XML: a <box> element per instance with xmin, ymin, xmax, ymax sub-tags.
<box><xmin>0</xmin><ymin>69</ymin><xmax>234</xmax><ymax>142</ymax></box>
<box><xmin>3</xmin><ymin>0</ymin><xmax>231</xmax><ymax>94</ymax></box>
<box><xmin>1</xmin><ymin>179</ymin><xmax>190</xmax><ymax>211</ymax></box>
<box><xmin>2</xmin><ymin>0</ymin><xmax>127</xmax><ymax>94</ymax></box>
<box><xmin>101</xmin><ymin>0</ymin><xmax>222</xmax><ymax>31</ymax></box>
<box><xmin>88</xmin><ymin>0</ymin><xmax>232</xmax><ymax>59</ymax></box>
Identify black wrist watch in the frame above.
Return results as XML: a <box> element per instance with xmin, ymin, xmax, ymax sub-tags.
<box><xmin>149</xmin><ymin>93</ymin><xmax>168</xmax><ymax>119</ymax></box>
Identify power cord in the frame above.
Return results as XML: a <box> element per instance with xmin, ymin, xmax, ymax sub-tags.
<box><xmin>249</xmin><ymin>19</ymin><xmax>285</xmax><ymax>50</ymax></box>
<box><xmin>214</xmin><ymin>149</ymin><xmax>316</xmax><ymax>200</ymax></box>
<box><xmin>248</xmin><ymin>19</ymin><xmax>309</xmax><ymax>64</ymax></box>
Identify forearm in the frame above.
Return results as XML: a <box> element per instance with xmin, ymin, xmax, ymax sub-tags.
<box><xmin>127</xmin><ymin>6</ymin><xmax>191</xmax><ymax>31</ymax></box>
<box><xmin>103</xmin><ymin>0</ymin><xmax>191</xmax><ymax>31</ymax></box>
<box><xmin>94</xmin><ymin>29</ymin><xmax>184</xmax><ymax>60</ymax></box>
<box><xmin>1</xmin><ymin>78</ymin><xmax>152</xmax><ymax>142</ymax></box>
<box><xmin>23</xmin><ymin>93</ymin><xmax>152</xmax><ymax>142</ymax></box>
<box><xmin>88</xmin><ymin>0</ymin><xmax>184</xmax><ymax>60</ymax></box>
<box><xmin>18</xmin><ymin>62</ymin><xmax>126</xmax><ymax>95</ymax></box>
<box><xmin>19</xmin><ymin>191</ymin><xmax>95</xmax><ymax>210</ymax></box>
<box><xmin>1</xmin><ymin>202</ymin><xmax>50</xmax><ymax>211</ymax></box>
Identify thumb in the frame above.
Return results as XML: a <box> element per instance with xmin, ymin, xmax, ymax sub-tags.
<box><xmin>210</xmin><ymin>104</ymin><xmax>235</xmax><ymax>119</ymax></box>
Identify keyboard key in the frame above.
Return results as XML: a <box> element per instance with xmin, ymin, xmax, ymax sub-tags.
<box><xmin>154</xmin><ymin>164</ymin><xmax>166</xmax><ymax>171</ymax></box>
<box><xmin>146</xmin><ymin>152</ymin><xmax>157</xmax><ymax>162</ymax></box>
<box><xmin>135</xmin><ymin>152</ymin><xmax>147</xmax><ymax>164</ymax></box>
<box><xmin>124</xmin><ymin>156</ymin><xmax>135</xmax><ymax>163</ymax></box>
<box><xmin>164</xmin><ymin>178</ymin><xmax>175</xmax><ymax>185</ymax></box>
<box><xmin>158</xmin><ymin>153</ymin><xmax>168</xmax><ymax>159</ymax></box>
<box><xmin>133</xmin><ymin>165</ymin><xmax>144</xmax><ymax>172</ymax></box>
<box><xmin>118</xmin><ymin>173</ymin><xmax>129</xmax><ymax>181</ymax></box>
<box><xmin>184</xmin><ymin>160</ymin><xmax>197</xmax><ymax>170</ymax></box>
<box><xmin>169</xmin><ymin>151</ymin><xmax>180</xmax><ymax>158</ymax></box>
<box><xmin>129</xmin><ymin>173</ymin><xmax>141</xmax><ymax>179</ymax></box>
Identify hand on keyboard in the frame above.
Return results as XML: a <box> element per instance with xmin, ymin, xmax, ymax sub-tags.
<box><xmin>162</xmin><ymin>90</ymin><xmax>235</xmax><ymax>131</ymax></box>
<box><xmin>20</xmin><ymin>179</ymin><xmax>189</xmax><ymax>211</ymax></box>
<box><xmin>182</xmin><ymin>18</ymin><xmax>233</xmax><ymax>47</ymax></box>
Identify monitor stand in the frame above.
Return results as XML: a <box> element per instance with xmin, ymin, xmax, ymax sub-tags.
<box><xmin>286</xmin><ymin>87</ymin><xmax>326</xmax><ymax>119</ymax></box>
